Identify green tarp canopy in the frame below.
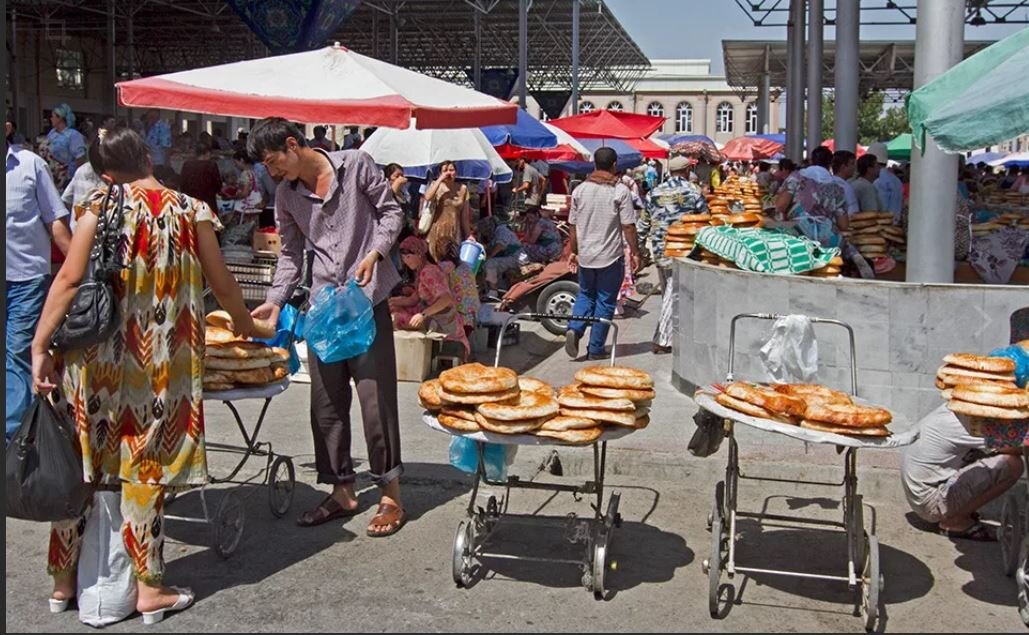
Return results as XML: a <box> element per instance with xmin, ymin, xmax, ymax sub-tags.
<box><xmin>907</xmin><ymin>28</ymin><xmax>1029</xmax><ymax>154</ymax></box>
<box><xmin>886</xmin><ymin>133</ymin><xmax>912</xmax><ymax>161</ymax></box>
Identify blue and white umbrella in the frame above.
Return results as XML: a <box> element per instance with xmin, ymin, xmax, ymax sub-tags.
<box><xmin>480</xmin><ymin>108</ymin><xmax>558</xmax><ymax>149</ymax></box>
<box><xmin>548</xmin><ymin>138</ymin><xmax>643</xmax><ymax>174</ymax></box>
<box><xmin>361</xmin><ymin>126</ymin><xmax>513</xmax><ymax>183</ymax></box>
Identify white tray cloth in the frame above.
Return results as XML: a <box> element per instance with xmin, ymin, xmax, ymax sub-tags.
<box><xmin>695</xmin><ymin>387</ymin><xmax>919</xmax><ymax>449</ymax></box>
<box><xmin>422</xmin><ymin>412</ymin><xmax>636</xmax><ymax>446</ymax></box>
<box><xmin>203</xmin><ymin>379</ymin><xmax>290</xmax><ymax>402</ymax></box>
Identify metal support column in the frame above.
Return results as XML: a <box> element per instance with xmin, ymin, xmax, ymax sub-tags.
<box><xmin>9</xmin><ymin>10</ymin><xmax>18</xmax><ymax>126</ymax></box>
<box><xmin>390</xmin><ymin>9</ymin><xmax>399</xmax><ymax>64</ymax></box>
<box><xmin>473</xmin><ymin>9</ymin><xmax>482</xmax><ymax>91</ymax></box>
<box><xmin>571</xmin><ymin>0</ymin><xmax>580</xmax><ymax>115</ymax></box>
<box><xmin>372</xmin><ymin>9</ymin><xmax>379</xmax><ymax>59</ymax></box>
<box><xmin>107</xmin><ymin>0</ymin><xmax>117</xmax><ymax>116</ymax></box>
<box><xmin>786</xmin><ymin>0</ymin><xmax>805</xmax><ymax>161</ymax></box>
<box><xmin>806</xmin><ymin>0</ymin><xmax>823</xmax><ymax>151</ymax></box>
<box><xmin>758</xmin><ymin>73</ymin><xmax>770</xmax><ymax>134</ymax></box>
<box><xmin>518</xmin><ymin>0</ymin><xmax>528</xmax><ymax>109</ymax></box>
<box><xmin>834</xmin><ymin>0</ymin><xmax>859</xmax><ymax>153</ymax></box>
<box><xmin>907</xmin><ymin>0</ymin><xmax>964</xmax><ymax>283</ymax></box>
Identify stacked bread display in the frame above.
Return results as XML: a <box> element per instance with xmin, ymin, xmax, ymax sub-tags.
<box><xmin>419</xmin><ymin>363</ymin><xmax>654</xmax><ymax>445</ymax></box>
<box><xmin>713</xmin><ymin>382</ymin><xmax>893</xmax><ymax>437</ymax></box>
<box><xmin>805</xmin><ymin>255</ymin><xmax>845</xmax><ymax>278</ymax></box>
<box><xmin>663</xmin><ymin>214</ymin><xmax>711</xmax><ymax>258</ymax></box>
<box><xmin>203</xmin><ymin>311</ymin><xmax>287</xmax><ymax>392</ymax></box>
<box><xmin>843</xmin><ymin>211</ymin><xmax>895</xmax><ymax>260</ymax></box>
<box><xmin>937</xmin><ymin>353</ymin><xmax>1028</xmax><ymax>421</ymax></box>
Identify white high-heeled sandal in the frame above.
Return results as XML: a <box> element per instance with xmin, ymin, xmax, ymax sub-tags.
<box><xmin>140</xmin><ymin>587</ymin><xmax>194</xmax><ymax>625</ymax></box>
<box><xmin>48</xmin><ymin>597</ymin><xmax>71</xmax><ymax>613</ymax></box>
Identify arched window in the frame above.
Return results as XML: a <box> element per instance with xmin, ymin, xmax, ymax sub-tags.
<box><xmin>606</xmin><ymin>100</ymin><xmax>624</xmax><ymax>111</ymax></box>
<box><xmin>675</xmin><ymin>102</ymin><xmax>693</xmax><ymax>133</ymax></box>
<box><xmin>716</xmin><ymin>102</ymin><xmax>735</xmax><ymax>133</ymax></box>
<box><xmin>579</xmin><ymin>101</ymin><xmax>595</xmax><ymax>113</ymax></box>
<box><xmin>646</xmin><ymin>102</ymin><xmax>664</xmax><ymax>118</ymax></box>
<box><xmin>746</xmin><ymin>103</ymin><xmax>758</xmax><ymax>134</ymax></box>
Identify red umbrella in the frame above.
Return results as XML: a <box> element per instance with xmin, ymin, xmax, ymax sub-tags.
<box><xmin>495</xmin><ymin>143</ymin><xmax>585</xmax><ymax>162</ymax></box>
<box><xmin>720</xmin><ymin>136</ymin><xmax>783</xmax><ymax>161</ymax></box>
<box><xmin>820</xmin><ymin>139</ymin><xmax>867</xmax><ymax>156</ymax></box>
<box><xmin>549</xmin><ymin>110</ymin><xmax>665</xmax><ymax>140</ymax></box>
<box><xmin>624</xmin><ymin>137</ymin><xmax>669</xmax><ymax>159</ymax></box>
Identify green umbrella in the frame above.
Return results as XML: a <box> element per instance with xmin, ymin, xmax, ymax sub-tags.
<box><xmin>886</xmin><ymin>133</ymin><xmax>912</xmax><ymax>161</ymax></box>
<box><xmin>907</xmin><ymin>28</ymin><xmax>1029</xmax><ymax>153</ymax></box>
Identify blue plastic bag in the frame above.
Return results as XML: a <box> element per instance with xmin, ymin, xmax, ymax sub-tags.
<box><xmin>254</xmin><ymin>303</ymin><xmax>304</xmax><ymax>374</ymax></box>
<box><xmin>302</xmin><ymin>281</ymin><xmax>376</xmax><ymax>364</ymax></box>
<box><xmin>989</xmin><ymin>345</ymin><xmax>1029</xmax><ymax>388</ymax></box>
<box><xmin>449</xmin><ymin>437</ymin><xmax>508</xmax><ymax>481</ymax></box>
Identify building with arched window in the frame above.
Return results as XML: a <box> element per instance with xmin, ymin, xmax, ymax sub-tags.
<box><xmin>716</xmin><ymin>102</ymin><xmax>734</xmax><ymax>133</ymax></box>
<box><xmin>606</xmin><ymin>101</ymin><xmax>625</xmax><ymax>111</ymax></box>
<box><xmin>579</xmin><ymin>101</ymin><xmax>596</xmax><ymax>113</ymax></box>
<box><xmin>745</xmin><ymin>103</ymin><xmax>758</xmax><ymax>134</ymax></box>
<box><xmin>646</xmin><ymin>102</ymin><xmax>664</xmax><ymax>118</ymax></box>
<box><xmin>674</xmin><ymin>102</ymin><xmax>694</xmax><ymax>133</ymax></box>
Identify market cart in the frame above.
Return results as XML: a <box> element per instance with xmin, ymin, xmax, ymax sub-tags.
<box><xmin>695</xmin><ymin>313</ymin><xmax>918</xmax><ymax>631</ymax></box>
<box><xmin>423</xmin><ymin>312</ymin><xmax>634</xmax><ymax>599</ymax></box>
<box><xmin>995</xmin><ymin>443</ymin><xmax>1029</xmax><ymax>625</ymax></box>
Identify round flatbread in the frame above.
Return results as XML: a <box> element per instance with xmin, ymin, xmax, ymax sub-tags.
<box><xmin>937</xmin><ymin>365</ymin><xmax>1017</xmax><ymax>383</ymax></box>
<box><xmin>206</xmin><ymin>310</ymin><xmax>234</xmax><ymax>330</ymax></box>
<box><xmin>205</xmin><ymin>327</ymin><xmax>240</xmax><ymax>345</ymax></box>
<box><xmin>678</xmin><ymin>213</ymin><xmax>712</xmax><ymax>224</ymax></box>
<box><xmin>726</xmin><ymin>213</ymin><xmax>763</xmax><ymax>226</ymax></box>
<box><xmin>772</xmin><ymin>384</ymin><xmax>853</xmax><ymax>406</ymax></box>
<box><xmin>558</xmin><ymin>407</ymin><xmax>638</xmax><ymax>427</ymax></box>
<box><xmin>852</xmin><ymin>225</ymin><xmax>883</xmax><ymax>235</ymax></box>
<box><xmin>534</xmin><ymin>427</ymin><xmax>604</xmax><ymax>445</ymax></box>
<box><xmin>943</xmin><ymin>353</ymin><xmax>1016</xmax><ymax>374</ymax></box>
<box><xmin>576</xmin><ymin>385</ymin><xmax>656</xmax><ymax>403</ymax></box>
<box><xmin>935</xmin><ymin>372</ymin><xmax>1016</xmax><ymax>388</ymax></box>
<box><xmin>473</xmin><ymin>411</ymin><xmax>548</xmax><ymax>434</ymax></box>
<box><xmin>440</xmin><ymin>406</ymin><xmax>478</xmax><ymax>422</ymax></box>
<box><xmin>951</xmin><ymin>386</ymin><xmax>1029</xmax><ymax>409</ymax></box>
<box><xmin>204</xmin><ymin>381</ymin><xmax>235</xmax><ymax>392</ymax></box>
<box><xmin>205</xmin><ymin>356</ymin><xmax>273</xmax><ymax>371</ymax></box>
<box><xmin>206</xmin><ymin>342</ymin><xmax>289</xmax><ymax>361</ymax></box>
<box><xmin>851</xmin><ymin>211</ymin><xmax>881</xmax><ymax>222</ymax></box>
<box><xmin>439</xmin><ymin>363</ymin><xmax>518</xmax><ymax>394</ymax></box>
<box><xmin>539</xmin><ymin>415</ymin><xmax>599</xmax><ymax>432</ymax></box>
<box><xmin>438</xmin><ymin>384</ymin><xmax>521</xmax><ymax>405</ymax></box>
<box><xmin>799</xmin><ymin>420</ymin><xmax>891</xmax><ymax>437</ymax></box>
<box><xmin>557</xmin><ymin>387</ymin><xmax>635</xmax><ymax>411</ymax></box>
<box><xmin>803</xmin><ymin>402</ymin><xmax>893</xmax><ymax>428</ymax></box>
<box><xmin>724</xmin><ymin>382</ymin><xmax>806</xmax><ymax>416</ymax></box>
<box><xmin>665</xmin><ymin>249</ymin><xmax>691</xmax><ymax>258</ymax></box>
<box><xmin>947</xmin><ymin>399</ymin><xmax>1029</xmax><ymax>420</ymax></box>
<box><xmin>518</xmin><ymin>376</ymin><xmax>555</xmax><ymax>397</ymax></box>
<box><xmin>574</xmin><ymin>366</ymin><xmax>653</xmax><ymax>390</ymax></box>
<box><xmin>851</xmin><ymin>235</ymin><xmax>887</xmax><ymax>246</ymax></box>
<box><xmin>227</xmin><ymin>366</ymin><xmax>278</xmax><ymax>384</ymax></box>
<box><xmin>477</xmin><ymin>390</ymin><xmax>560</xmax><ymax>421</ymax></box>
<box><xmin>665</xmin><ymin>241</ymin><xmax>696</xmax><ymax>250</ymax></box>
<box><xmin>715</xmin><ymin>392</ymin><xmax>791</xmax><ymax>423</ymax></box>
<box><xmin>418</xmin><ymin>379</ymin><xmax>444</xmax><ymax>409</ymax></box>
<box><xmin>667</xmin><ymin>224</ymin><xmax>705</xmax><ymax>237</ymax></box>
<box><xmin>438</xmin><ymin>414</ymin><xmax>482</xmax><ymax>433</ymax></box>
<box><xmin>272</xmin><ymin>365</ymin><xmax>289</xmax><ymax>380</ymax></box>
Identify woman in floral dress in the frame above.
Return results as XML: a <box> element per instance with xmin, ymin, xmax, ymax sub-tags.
<box><xmin>388</xmin><ymin>236</ymin><xmax>468</xmax><ymax>354</ymax></box>
<box><xmin>31</xmin><ymin>128</ymin><xmax>256</xmax><ymax>623</ymax></box>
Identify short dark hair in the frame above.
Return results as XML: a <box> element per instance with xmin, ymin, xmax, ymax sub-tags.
<box><xmin>233</xmin><ymin>149</ymin><xmax>253</xmax><ymax>164</ymax></box>
<box><xmin>594</xmin><ymin>147</ymin><xmax>617</xmax><ymax>171</ymax></box>
<box><xmin>758</xmin><ymin>161</ymin><xmax>770</xmax><ymax>172</ymax></box>
<box><xmin>247</xmin><ymin>117</ymin><xmax>307</xmax><ymax>162</ymax></box>
<box><xmin>779</xmin><ymin>158</ymin><xmax>797</xmax><ymax>171</ymax></box>
<box><xmin>832</xmin><ymin>150</ymin><xmax>856</xmax><ymax>173</ymax></box>
<box><xmin>313</xmin><ymin>125</ymin><xmax>327</xmax><ymax>137</ymax></box>
<box><xmin>88</xmin><ymin>127</ymin><xmax>151</xmax><ymax>180</ymax></box>
<box><xmin>384</xmin><ymin>163</ymin><xmax>404</xmax><ymax>178</ymax></box>
<box><xmin>810</xmin><ymin>146</ymin><xmax>833</xmax><ymax>168</ymax></box>
<box><xmin>857</xmin><ymin>153</ymin><xmax>878</xmax><ymax>176</ymax></box>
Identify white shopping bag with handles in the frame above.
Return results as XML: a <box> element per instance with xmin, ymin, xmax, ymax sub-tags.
<box><xmin>759</xmin><ymin>315</ymin><xmax>819</xmax><ymax>383</ymax></box>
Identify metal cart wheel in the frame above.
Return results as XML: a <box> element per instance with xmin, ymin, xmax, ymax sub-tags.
<box><xmin>1001</xmin><ymin>491</ymin><xmax>1025</xmax><ymax>577</ymax></box>
<box><xmin>849</xmin><ymin>494</ymin><xmax>866</xmax><ymax>581</ymax></box>
<box><xmin>452</xmin><ymin>520</ymin><xmax>476</xmax><ymax>588</ymax></box>
<box><xmin>1017</xmin><ymin>535</ymin><xmax>1029</xmax><ymax>626</ymax></box>
<box><xmin>213</xmin><ymin>490</ymin><xmax>246</xmax><ymax>559</ymax></box>
<box><xmin>861</xmin><ymin>534</ymin><xmax>882</xmax><ymax>633</ymax></box>
<box><xmin>267</xmin><ymin>456</ymin><xmax>296</xmax><ymax>518</ymax></box>
<box><xmin>591</xmin><ymin>529</ymin><xmax>610</xmax><ymax>600</ymax></box>
<box><xmin>705</xmin><ymin>503</ymin><xmax>726</xmax><ymax>618</ymax></box>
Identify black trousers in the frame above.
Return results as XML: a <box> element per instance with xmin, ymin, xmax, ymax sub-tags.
<box><xmin>307</xmin><ymin>301</ymin><xmax>402</xmax><ymax>486</ymax></box>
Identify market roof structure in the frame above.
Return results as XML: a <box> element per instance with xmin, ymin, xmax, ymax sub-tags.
<box><xmin>730</xmin><ymin>0</ymin><xmax>1029</xmax><ymax>27</ymax></box>
<box><xmin>7</xmin><ymin>0</ymin><xmax>650</xmax><ymax>92</ymax></box>
<box><xmin>722</xmin><ymin>39</ymin><xmax>995</xmax><ymax>96</ymax></box>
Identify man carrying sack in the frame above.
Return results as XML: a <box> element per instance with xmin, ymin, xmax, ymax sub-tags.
<box><xmin>248</xmin><ymin>118</ymin><xmax>407</xmax><ymax>537</ymax></box>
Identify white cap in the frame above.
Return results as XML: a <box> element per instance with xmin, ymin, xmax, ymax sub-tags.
<box><xmin>866</xmin><ymin>142</ymin><xmax>889</xmax><ymax>165</ymax></box>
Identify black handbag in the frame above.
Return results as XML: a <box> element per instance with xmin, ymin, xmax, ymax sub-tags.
<box><xmin>6</xmin><ymin>396</ymin><xmax>92</xmax><ymax>521</ymax></box>
<box><xmin>51</xmin><ymin>184</ymin><xmax>124</xmax><ymax>351</ymax></box>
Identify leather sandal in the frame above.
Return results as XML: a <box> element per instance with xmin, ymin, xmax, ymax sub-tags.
<box><xmin>296</xmin><ymin>496</ymin><xmax>358</xmax><ymax>528</ymax></box>
<box><xmin>367</xmin><ymin>501</ymin><xmax>407</xmax><ymax>538</ymax></box>
<box><xmin>939</xmin><ymin>520</ymin><xmax>997</xmax><ymax>542</ymax></box>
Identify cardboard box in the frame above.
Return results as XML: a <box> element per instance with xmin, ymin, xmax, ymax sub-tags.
<box><xmin>394</xmin><ymin>330</ymin><xmax>445</xmax><ymax>382</ymax></box>
<box><xmin>253</xmin><ymin>231</ymin><xmax>281</xmax><ymax>254</ymax></box>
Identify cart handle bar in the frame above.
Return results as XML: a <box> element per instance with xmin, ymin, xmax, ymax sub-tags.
<box><xmin>494</xmin><ymin>312</ymin><xmax>619</xmax><ymax>368</ymax></box>
<box><xmin>726</xmin><ymin>313</ymin><xmax>858</xmax><ymax>395</ymax></box>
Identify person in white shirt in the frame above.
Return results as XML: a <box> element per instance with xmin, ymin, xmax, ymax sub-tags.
<box><xmin>868</xmin><ymin>142</ymin><xmax>903</xmax><ymax>223</ymax></box>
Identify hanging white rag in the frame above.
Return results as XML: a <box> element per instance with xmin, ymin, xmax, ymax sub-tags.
<box><xmin>759</xmin><ymin>315</ymin><xmax>819</xmax><ymax>383</ymax></box>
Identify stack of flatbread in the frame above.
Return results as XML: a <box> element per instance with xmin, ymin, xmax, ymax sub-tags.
<box><xmin>938</xmin><ymin>353</ymin><xmax>1028</xmax><ymax>422</ymax></box>
<box><xmin>713</xmin><ymin>382</ymin><xmax>893</xmax><ymax>437</ymax></box>
<box><xmin>203</xmin><ymin>311</ymin><xmax>288</xmax><ymax>392</ymax></box>
<box><xmin>806</xmin><ymin>255</ymin><xmax>845</xmax><ymax>279</ymax></box>
<box><xmin>664</xmin><ymin>214</ymin><xmax>711</xmax><ymax>258</ymax></box>
<box><xmin>559</xmin><ymin>366</ymin><xmax>654</xmax><ymax>434</ymax></box>
<box><xmin>844</xmin><ymin>211</ymin><xmax>894</xmax><ymax>260</ymax></box>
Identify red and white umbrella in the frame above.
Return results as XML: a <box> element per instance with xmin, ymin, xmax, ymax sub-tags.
<box><xmin>117</xmin><ymin>43</ymin><xmax>517</xmax><ymax>129</ymax></box>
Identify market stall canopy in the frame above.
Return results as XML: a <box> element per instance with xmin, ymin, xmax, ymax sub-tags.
<box><xmin>747</xmin><ymin>133</ymin><xmax>786</xmax><ymax>145</ymax></box>
<box><xmin>671</xmin><ymin>140</ymin><xmax>724</xmax><ymax>164</ymax></box>
<box><xmin>498</xmin><ymin>122</ymin><xmax>594</xmax><ymax>163</ymax></box>
<box><xmin>117</xmin><ymin>44</ymin><xmax>517</xmax><ymax>130</ymax></box>
<box><xmin>820</xmin><ymin>138</ymin><xmax>867</xmax><ymax>157</ymax></box>
<box><xmin>908</xmin><ymin>29</ymin><xmax>1029</xmax><ymax>153</ymax></box>
<box><xmin>480</xmin><ymin>109</ymin><xmax>557</xmax><ymax>149</ymax></box>
<box><xmin>968</xmin><ymin>151</ymin><xmax>1009</xmax><ymax>165</ymax></box>
<box><xmin>549</xmin><ymin>110</ymin><xmax>665</xmax><ymax>140</ymax></box>
<box><xmin>720</xmin><ymin>136</ymin><xmax>784</xmax><ymax>161</ymax></box>
<box><xmin>659</xmin><ymin>133</ymin><xmax>717</xmax><ymax>146</ymax></box>
<box><xmin>624</xmin><ymin>137</ymin><xmax>670</xmax><ymax>160</ymax></box>
<box><xmin>549</xmin><ymin>138</ymin><xmax>642</xmax><ymax>174</ymax></box>
<box><xmin>886</xmin><ymin>133</ymin><xmax>912</xmax><ymax>161</ymax></box>
<box><xmin>361</xmin><ymin>126</ymin><xmax>513</xmax><ymax>183</ymax></box>
<box><xmin>990</xmin><ymin>151</ymin><xmax>1029</xmax><ymax>168</ymax></box>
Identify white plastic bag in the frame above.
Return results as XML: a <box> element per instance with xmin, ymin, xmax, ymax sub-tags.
<box><xmin>77</xmin><ymin>491</ymin><xmax>138</xmax><ymax>627</ymax></box>
<box><xmin>759</xmin><ymin>315</ymin><xmax>819</xmax><ymax>383</ymax></box>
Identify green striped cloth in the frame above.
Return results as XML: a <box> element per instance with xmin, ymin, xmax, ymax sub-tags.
<box><xmin>695</xmin><ymin>226</ymin><xmax>840</xmax><ymax>274</ymax></box>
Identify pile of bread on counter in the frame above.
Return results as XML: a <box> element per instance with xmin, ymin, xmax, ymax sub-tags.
<box><xmin>839</xmin><ymin>211</ymin><xmax>899</xmax><ymax>261</ymax></box>
<box><xmin>663</xmin><ymin>213</ymin><xmax>763</xmax><ymax>265</ymax></box>
<box><xmin>937</xmin><ymin>353</ymin><xmax>1029</xmax><ymax>421</ymax></box>
<box><xmin>419</xmin><ymin>363</ymin><xmax>653</xmax><ymax>445</ymax></box>
<box><xmin>204</xmin><ymin>310</ymin><xmax>288</xmax><ymax>392</ymax></box>
<box><xmin>712</xmin><ymin>382</ymin><xmax>893</xmax><ymax>437</ymax></box>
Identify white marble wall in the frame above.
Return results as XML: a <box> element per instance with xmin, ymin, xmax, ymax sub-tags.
<box><xmin>672</xmin><ymin>260</ymin><xmax>1027</xmax><ymax>422</ymax></box>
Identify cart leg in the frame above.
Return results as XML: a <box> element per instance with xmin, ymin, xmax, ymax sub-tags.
<box><xmin>1001</xmin><ymin>489</ymin><xmax>1026</xmax><ymax>577</ymax></box>
<box><xmin>860</xmin><ymin>535</ymin><xmax>882</xmax><ymax>632</ymax></box>
<box><xmin>725</xmin><ymin>427</ymin><xmax>739</xmax><ymax>578</ymax></box>
<box><xmin>1017</xmin><ymin>535</ymin><xmax>1029</xmax><ymax>626</ymax></box>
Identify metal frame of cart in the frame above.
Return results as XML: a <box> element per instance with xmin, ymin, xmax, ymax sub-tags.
<box><xmin>448</xmin><ymin>312</ymin><xmax>626</xmax><ymax>599</ymax></box>
<box><xmin>997</xmin><ymin>447</ymin><xmax>1029</xmax><ymax>625</ymax></box>
<box><xmin>699</xmin><ymin>312</ymin><xmax>889</xmax><ymax>632</ymax></box>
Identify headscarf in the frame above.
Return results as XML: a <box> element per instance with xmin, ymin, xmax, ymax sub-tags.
<box><xmin>52</xmin><ymin>103</ymin><xmax>76</xmax><ymax>129</ymax></box>
<box><xmin>399</xmin><ymin>235</ymin><xmax>428</xmax><ymax>257</ymax></box>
